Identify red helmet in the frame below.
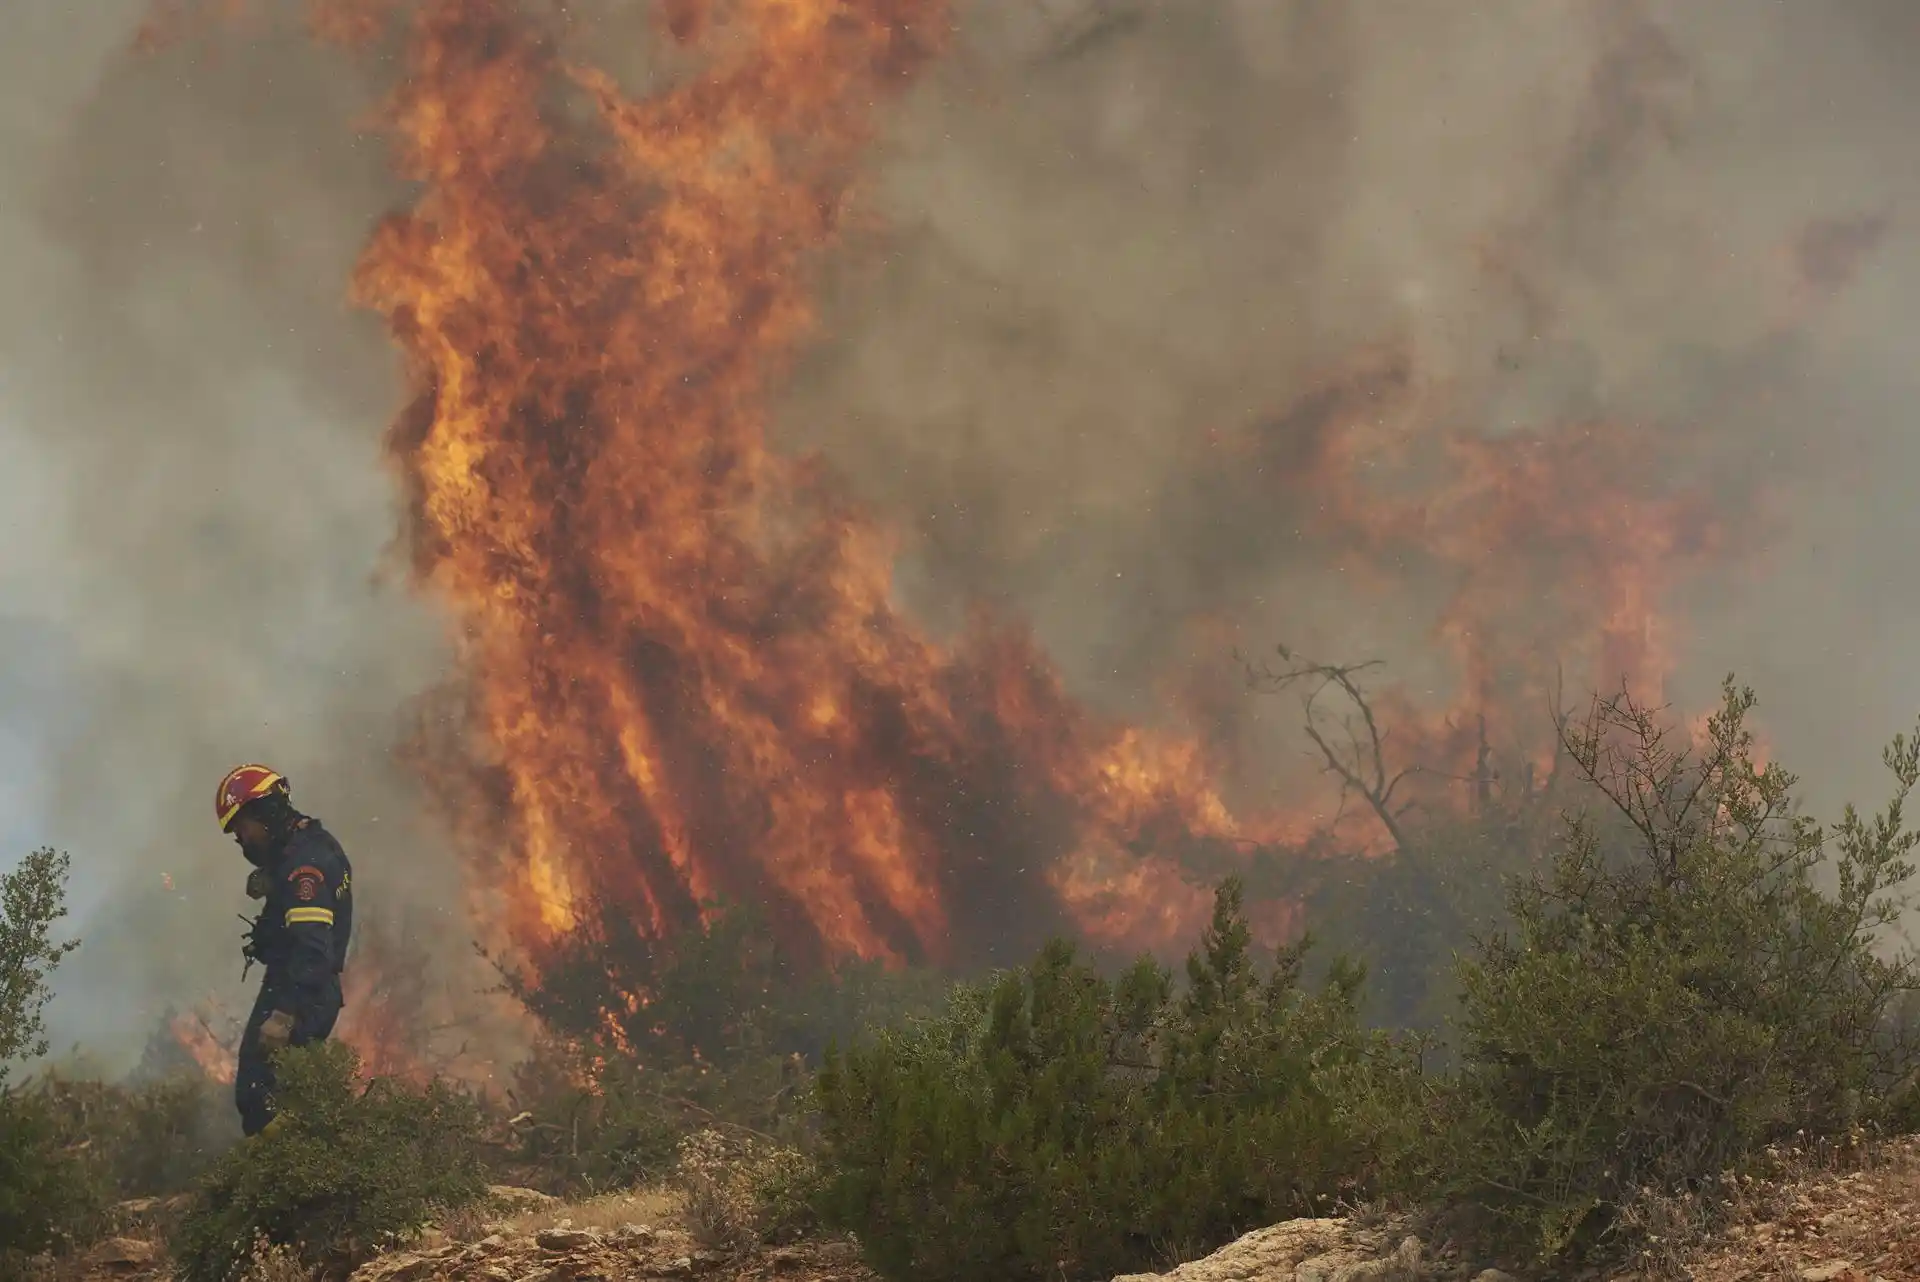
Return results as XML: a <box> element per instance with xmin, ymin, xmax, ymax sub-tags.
<box><xmin>215</xmin><ymin>764</ymin><xmax>289</xmax><ymax>832</ymax></box>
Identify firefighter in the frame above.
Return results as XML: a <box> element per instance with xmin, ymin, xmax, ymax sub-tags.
<box><xmin>214</xmin><ymin>764</ymin><xmax>354</xmax><ymax>1137</ymax></box>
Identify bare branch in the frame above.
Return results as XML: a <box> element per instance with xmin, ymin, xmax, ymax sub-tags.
<box><xmin>1245</xmin><ymin>646</ymin><xmax>1414</xmax><ymax>851</ymax></box>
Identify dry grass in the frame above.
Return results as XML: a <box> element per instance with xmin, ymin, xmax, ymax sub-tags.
<box><xmin>235</xmin><ymin>1239</ymin><xmax>315</xmax><ymax>1282</ymax></box>
<box><xmin>413</xmin><ymin>1185</ymin><xmax>683</xmax><ymax>1258</ymax></box>
<box><xmin>1616</xmin><ymin>1133</ymin><xmax>1920</xmax><ymax>1281</ymax></box>
<box><xmin>501</xmin><ymin>1186</ymin><xmax>683</xmax><ymax>1236</ymax></box>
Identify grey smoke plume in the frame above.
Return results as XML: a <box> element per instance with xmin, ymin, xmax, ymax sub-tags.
<box><xmin>781</xmin><ymin>0</ymin><xmax>1920</xmax><ymax>816</ymax></box>
<box><xmin>0</xmin><ymin>2</ymin><xmax>470</xmax><ymax>1072</ymax></box>
<box><xmin>3</xmin><ymin>0</ymin><xmax>1919</xmax><ymax>1071</ymax></box>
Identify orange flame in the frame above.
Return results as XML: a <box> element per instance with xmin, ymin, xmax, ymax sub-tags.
<box><xmin>312</xmin><ymin>0</ymin><xmax>1304</xmax><ymax>971</ymax></box>
<box><xmin>148</xmin><ymin>1</ymin><xmax>1780</xmax><ymax>1018</ymax></box>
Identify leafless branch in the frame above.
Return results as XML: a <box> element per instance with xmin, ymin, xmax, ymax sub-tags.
<box><xmin>1243</xmin><ymin>644</ymin><xmax>1419</xmax><ymax>852</ymax></box>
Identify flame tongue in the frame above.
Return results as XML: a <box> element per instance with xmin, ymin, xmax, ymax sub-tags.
<box><xmin>341</xmin><ymin>0</ymin><xmax>1261</xmax><ymax>969</ymax></box>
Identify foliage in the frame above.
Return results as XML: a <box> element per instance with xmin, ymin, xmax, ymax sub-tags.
<box><xmin>0</xmin><ymin>846</ymin><xmax>93</xmax><ymax>1280</ymax></box>
<box><xmin>0</xmin><ymin>848</ymin><xmax>80</xmax><ymax>1081</ymax></box>
<box><xmin>1240</xmin><ymin>649</ymin><xmax>1583</xmax><ymax>1032</ymax></box>
<box><xmin>813</xmin><ymin>879</ymin><xmax>1423</xmax><ymax>1282</ymax></box>
<box><xmin>172</xmin><ymin>1041</ymin><xmax>488</xmax><ymax>1282</ymax></box>
<box><xmin>496</xmin><ymin>902</ymin><xmax>944</xmax><ymax>1192</ymax></box>
<box><xmin>673</xmin><ymin>1127</ymin><xmax>821</xmax><ymax>1250</ymax></box>
<box><xmin>1429</xmin><ymin>679</ymin><xmax>1920</xmax><ymax>1260</ymax></box>
<box><xmin>0</xmin><ymin>1086</ymin><xmax>106</xmax><ymax>1279</ymax></box>
<box><xmin>28</xmin><ymin>1069</ymin><xmax>238</xmax><ymax>1199</ymax></box>
<box><xmin>499</xmin><ymin>896</ymin><xmax>946</xmax><ymax>1070</ymax></box>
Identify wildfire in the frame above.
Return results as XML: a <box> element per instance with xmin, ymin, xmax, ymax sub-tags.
<box><xmin>144</xmin><ymin>1</ymin><xmax>1771</xmax><ymax>1005</ymax></box>
<box><xmin>168</xmin><ymin>1009</ymin><xmax>235</xmax><ymax>1084</ymax></box>
<box><xmin>299</xmin><ymin>0</ymin><xmax>1305</xmax><ymax>972</ymax></box>
<box><xmin>315</xmin><ymin>0</ymin><xmax>1747</xmax><ymax>973</ymax></box>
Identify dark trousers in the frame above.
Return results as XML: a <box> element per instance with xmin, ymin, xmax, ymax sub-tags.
<box><xmin>235</xmin><ymin>977</ymin><xmax>342</xmax><ymax>1137</ymax></box>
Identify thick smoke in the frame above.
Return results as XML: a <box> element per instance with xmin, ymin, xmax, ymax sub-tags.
<box><xmin>0</xmin><ymin>3</ymin><xmax>474</xmax><ymax>1070</ymax></box>
<box><xmin>3</xmin><ymin>0</ymin><xmax>1919</xmax><ymax>1068</ymax></box>
<box><xmin>780</xmin><ymin>0</ymin><xmax>1920</xmax><ymax>819</ymax></box>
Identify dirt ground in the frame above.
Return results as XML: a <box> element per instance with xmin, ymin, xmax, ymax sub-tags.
<box><xmin>1654</xmin><ymin>1137</ymin><xmax>1920</xmax><ymax>1282</ymax></box>
<box><xmin>58</xmin><ymin>1138</ymin><xmax>1920</xmax><ymax>1281</ymax></box>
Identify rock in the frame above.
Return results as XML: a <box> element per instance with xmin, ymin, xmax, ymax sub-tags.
<box><xmin>475</xmin><ymin>1233</ymin><xmax>509</xmax><ymax>1252</ymax></box>
<box><xmin>1111</xmin><ymin>1218</ymin><xmax>1430</xmax><ymax>1282</ymax></box>
<box><xmin>535</xmin><ymin>1226</ymin><xmax>598</xmax><ymax>1251</ymax></box>
<box><xmin>489</xmin><ymin>1183</ymin><xmax>561</xmax><ymax>1209</ymax></box>
<box><xmin>1801</xmin><ymin>1263</ymin><xmax>1856</xmax><ymax>1282</ymax></box>
<box><xmin>613</xmin><ymin>1222</ymin><xmax>656</xmax><ymax>1244</ymax></box>
<box><xmin>665</xmin><ymin>1257</ymin><xmax>695</xmax><ymax>1276</ymax></box>
<box><xmin>770</xmin><ymin>1246</ymin><xmax>805</xmax><ymax>1271</ymax></box>
<box><xmin>86</xmin><ymin>1237</ymin><xmax>159</xmax><ymax>1271</ymax></box>
<box><xmin>1473</xmin><ymin>1272</ymin><xmax>1517</xmax><ymax>1282</ymax></box>
<box><xmin>353</xmin><ymin>1255</ymin><xmax>436</xmax><ymax>1282</ymax></box>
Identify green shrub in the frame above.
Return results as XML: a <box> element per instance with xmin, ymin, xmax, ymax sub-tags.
<box><xmin>171</xmin><ymin>1041</ymin><xmax>488</xmax><ymax>1282</ymax></box>
<box><xmin>1431</xmin><ymin>679</ymin><xmax>1920</xmax><ymax>1260</ymax></box>
<box><xmin>28</xmin><ymin>1070</ymin><xmax>237</xmax><ymax>1200</ymax></box>
<box><xmin>673</xmin><ymin>1127</ymin><xmax>822</xmax><ymax>1249</ymax></box>
<box><xmin>0</xmin><ymin>1087</ymin><xmax>107</xmax><ymax>1279</ymax></box>
<box><xmin>0</xmin><ymin>846</ymin><xmax>91</xmax><ymax>1279</ymax></box>
<box><xmin>813</xmin><ymin>879</ymin><xmax>1422</xmax><ymax>1282</ymax></box>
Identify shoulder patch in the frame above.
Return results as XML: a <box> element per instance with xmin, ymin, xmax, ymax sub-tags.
<box><xmin>289</xmin><ymin>866</ymin><xmax>324</xmax><ymax>903</ymax></box>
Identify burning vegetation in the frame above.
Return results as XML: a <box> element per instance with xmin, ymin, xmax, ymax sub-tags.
<box><xmin>138</xmin><ymin>0</ymin><xmax>1760</xmax><ymax>1065</ymax></box>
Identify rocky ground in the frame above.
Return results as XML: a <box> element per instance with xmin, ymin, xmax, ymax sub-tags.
<box><xmin>62</xmin><ymin>1139</ymin><xmax>1920</xmax><ymax>1281</ymax></box>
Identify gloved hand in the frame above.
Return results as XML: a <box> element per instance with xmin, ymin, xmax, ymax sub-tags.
<box><xmin>245</xmin><ymin>868</ymin><xmax>270</xmax><ymax>900</ymax></box>
<box><xmin>258</xmin><ymin>1009</ymin><xmax>296</xmax><ymax>1053</ymax></box>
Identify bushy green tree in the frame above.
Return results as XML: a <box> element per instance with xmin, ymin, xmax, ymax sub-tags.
<box><xmin>0</xmin><ymin>848</ymin><xmax>79</xmax><ymax>1081</ymax></box>
<box><xmin>1432</xmin><ymin>679</ymin><xmax>1920</xmax><ymax>1259</ymax></box>
<box><xmin>0</xmin><ymin>847</ymin><xmax>97</xmax><ymax>1279</ymax></box>
<box><xmin>172</xmin><ymin>1041</ymin><xmax>488</xmax><ymax>1282</ymax></box>
<box><xmin>813</xmin><ymin>879</ymin><xmax>1422</xmax><ymax>1282</ymax></box>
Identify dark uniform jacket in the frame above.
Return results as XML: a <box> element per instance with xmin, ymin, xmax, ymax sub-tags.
<box><xmin>250</xmin><ymin>818</ymin><xmax>354</xmax><ymax>1020</ymax></box>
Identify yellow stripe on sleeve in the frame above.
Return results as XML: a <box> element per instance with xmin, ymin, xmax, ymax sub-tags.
<box><xmin>285</xmin><ymin>907</ymin><xmax>335</xmax><ymax>926</ymax></box>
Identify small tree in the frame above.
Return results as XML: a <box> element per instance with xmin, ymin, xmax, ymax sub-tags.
<box><xmin>0</xmin><ymin>848</ymin><xmax>96</xmax><ymax>1277</ymax></box>
<box><xmin>1437</xmin><ymin>679</ymin><xmax>1920</xmax><ymax>1259</ymax></box>
<box><xmin>814</xmin><ymin>879</ymin><xmax>1421</xmax><ymax>1282</ymax></box>
<box><xmin>0</xmin><ymin>848</ymin><xmax>80</xmax><ymax>1081</ymax></box>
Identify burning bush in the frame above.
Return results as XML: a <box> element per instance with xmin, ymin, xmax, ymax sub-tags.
<box><xmin>494</xmin><ymin>899</ymin><xmax>945</xmax><ymax>1191</ymax></box>
<box><xmin>811</xmin><ymin>878</ymin><xmax>1422</xmax><ymax>1282</ymax></box>
<box><xmin>1426</xmin><ymin>680</ymin><xmax>1920</xmax><ymax>1261</ymax></box>
<box><xmin>171</xmin><ymin>1041</ymin><xmax>487</xmax><ymax>1282</ymax></box>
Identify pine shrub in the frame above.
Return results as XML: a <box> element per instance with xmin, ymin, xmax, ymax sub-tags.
<box><xmin>813</xmin><ymin>879</ymin><xmax>1422</xmax><ymax>1282</ymax></box>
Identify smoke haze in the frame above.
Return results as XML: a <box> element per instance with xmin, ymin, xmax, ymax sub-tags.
<box><xmin>2</xmin><ymin>0</ymin><xmax>1918</xmax><ymax>1065</ymax></box>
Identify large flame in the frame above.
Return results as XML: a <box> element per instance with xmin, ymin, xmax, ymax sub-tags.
<box><xmin>141</xmin><ymin>1</ymin><xmax>1782</xmax><ymax>1008</ymax></box>
<box><xmin>319</xmin><ymin>0</ymin><xmax>1309</xmax><ymax>971</ymax></box>
<box><xmin>321</xmin><ymin>0</ymin><xmax>1744</xmax><ymax>973</ymax></box>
